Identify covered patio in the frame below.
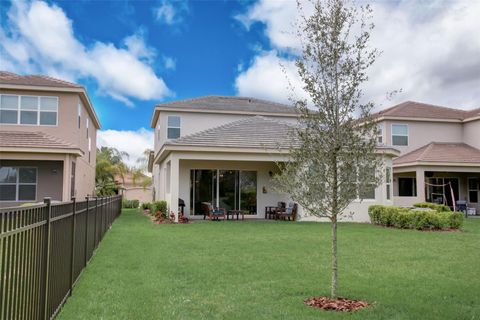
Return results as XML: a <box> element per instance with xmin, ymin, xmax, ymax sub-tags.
<box><xmin>392</xmin><ymin>142</ymin><xmax>480</xmax><ymax>213</ymax></box>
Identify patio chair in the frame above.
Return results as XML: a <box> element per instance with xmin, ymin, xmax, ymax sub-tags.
<box><xmin>270</xmin><ymin>201</ymin><xmax>285</xmax><ymax>220</ymax></box>
<box><xmin>201</xmin><ymin>202</ymin><xmax>226</xmax><ymax>221</ymax></box>
<box><xmin>276</xmin><ymin>202</ymin><xmax>297</xmax><ymax>221</ymax></box>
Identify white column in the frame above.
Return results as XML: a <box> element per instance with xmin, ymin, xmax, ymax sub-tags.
<box><xmin>62</xmin><ymin>154</ymin><xmax>71</xmax><ymax>201</ymax></box>
<box><xmin>169</xmin><ymin>156</ymin><xmax>180</xmax><ymax>223</ymax></box>
<box><xmin>416</xmin><ymin>168</ymin><xmax>425</xmax><ymax>202</ymax></box>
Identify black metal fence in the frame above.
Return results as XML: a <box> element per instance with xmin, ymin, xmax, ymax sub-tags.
<box><xmin>0</xmin><ymin>195</ymin><xmax>122</xmax><ymax>320</ymax></box>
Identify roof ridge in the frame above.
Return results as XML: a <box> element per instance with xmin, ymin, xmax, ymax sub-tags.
<box><xmin>156</xmin><ymin>95</ymin><xmax>293</xmax><ymax>109</ymax></box>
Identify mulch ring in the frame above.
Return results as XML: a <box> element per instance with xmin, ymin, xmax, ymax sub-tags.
<box><xmin>304</xmin><ymin>296</ymin><xmax>371</xmax><ymax>312</ymax></box>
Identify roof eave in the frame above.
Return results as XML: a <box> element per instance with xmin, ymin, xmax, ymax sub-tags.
<box><xmin>393</xmin><ymin>161</ymin><xmax>480</xmax><ymax>168</ymax></box>
<box><xmin>0</xmin><ymin>146</ymin><xmax>84</xmax><ymax>156</ymax></box>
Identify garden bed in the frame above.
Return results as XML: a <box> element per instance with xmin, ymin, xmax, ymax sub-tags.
<box><xmin>305</xmin><ymin>296</ymin><xmax>371</xmax><ymax>312</ymax></box>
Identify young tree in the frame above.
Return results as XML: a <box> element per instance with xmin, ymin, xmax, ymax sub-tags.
<box><xmin>274</xmin><ymin>0</ymin><xmax>381</xmax><ymax>298</ymax></box>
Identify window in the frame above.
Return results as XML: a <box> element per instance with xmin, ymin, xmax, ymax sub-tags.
<box><xmin>78</xmin><ymin>103</ymin><xmax>81</xmax><ymax>128</ymax></box>
<box><xmin>167</xmin><ymin>116</ymin><xmax>181</xmax><ymax>139</ymax></box>
<box><xmin>468</xmin><ymin>177</ymin><xmax>479</xmax><ymax>203</ymax></box>
<box><xmin>88</xmin><ymin>137</ymin><xmax>91</xmax><ymax>163</ymax></box>
<box><xmin>86</xmin><ymin>118</ymin><xmax>89</xmax><ymax>138</ymax></box>
<box><xmin>398</xmin><ymin>177</ymin><xmax>417</xmax><ymax>196</ymax></box>
<box><xmin>356</xmin><ymin>166</ymin><xmax>376</xmax><ymax>200</ymax></box>
<box><xmin>0</xmin><ymin>95</ymin><xmax>19</xmax><ymax>124</ymax></box>
<box><xmin>71</xmin><ymin>162</ymin><xmax>76</xmax><ymax>198</ymax></box>
<box><xmin>392</xmin><ymin>124</ymin><xmax>408</xmax><ymax>146</ymax></box>
<box><xmin>0</xmin><ymin>94</ymin><xmax>57</xmax><ymax>125</ymax></box>
<box><xmin>0</xmin><ymin>167</ymin><xmax>37</xmax><ymax>201</ymax></box>
<box><xmin>377</xmin><ymin>123</ymin><xmax>384</xmax><ymax>144</ymax></box>
<box><xmin>386</xmin><ymin>167</ymin><xmax>392</xmax><ymax>200</ymax></box>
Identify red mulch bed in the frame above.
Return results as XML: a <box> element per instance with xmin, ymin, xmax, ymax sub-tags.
<box><xmin>304</xmin><ymin>296</ymin><xmax>371</xmax><ymax>312</ymax></box>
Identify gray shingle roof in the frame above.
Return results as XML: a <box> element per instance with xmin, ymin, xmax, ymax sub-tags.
<box><xmin>0</xmin><ymin>131</ymin><xmax>81</xmax><ymax>151</ymax></box>
<box><xmin>156</xmin><ymin>95</ymin><xmax>297</xmax><ymax>114</ymax></box>
<box><xmin>393</xmin><ymin>142</ymin><xmax>480</xmax><ymax>165</ymax></box>
<box><xmin>0</xmin><ymin>71</ymin><xmax>82</xmax><ymax>88</ymax></box>
<box><xmin>166</xmin><ymin>116</ymin><xmax>296</xmax><ymax>149</ymax></box>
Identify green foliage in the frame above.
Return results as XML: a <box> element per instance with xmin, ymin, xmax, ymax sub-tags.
<box><xmin>141</xmin><ymin>202</ymin><xmax>151</xmax><ymax>210</ymax></box>
<box><xmin>122</xmin><ymin>199</ymin><xmax>139</xmax><ymax>209</ymax></box>
<box><xmin>151</xmin><ymin>201</ymin><xmax>168</xmax><ymax>218</ymax></box>
<box><xmin>96</xmin><ymin>146</ymin><xmax>129</xmax><ymax>196</ymax></box>
<box><xmin>413</xmin><ymin>202</ymin><xmax>451</xmax><ymax>212</ymax></box>
<box><xmin>369</xmin><ymin>205</ymin><xmax>463</xmax><ymax>230</ymax></box>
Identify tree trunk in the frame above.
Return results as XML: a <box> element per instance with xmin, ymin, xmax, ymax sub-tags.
<box><xmin>331</xmin><ymin>216</ymin><xmax>338</xmax><ymax>298</ymax></box>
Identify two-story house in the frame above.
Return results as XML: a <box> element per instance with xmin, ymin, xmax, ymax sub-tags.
<box><xmin>0</xmin><ymin>71</ymin><xmax>100</xmax><ymax>207</ymax></box>
<box><xmin>148</xmin><ymin>96</ymin><xmax>399</xmax><ymax>222</ymax></box>
<box><xmin>372</xmin><ymin>101</ymin><xmax>480</xmax><ymax>213</ymax></box>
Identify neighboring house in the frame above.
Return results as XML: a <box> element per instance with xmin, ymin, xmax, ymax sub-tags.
<box><xmin>0</xmin><ymin>71</ymin><xmax>100</xmax><ymax>207</ymax></box>
<box><xmin>372</xmin><ymin>101</ymin><xmax>480</xmax><ymax>213</ymax></box>
<box><xmin>115</xmin><ymin>172</ymin><xmax>153</xmax><ymax>203</ymax></box>
<box><xmin>148</xmin><ymin>96</ymin><xmax>399</xmax><ymax>222</ymax></box>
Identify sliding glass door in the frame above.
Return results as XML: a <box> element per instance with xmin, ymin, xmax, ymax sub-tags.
<box><xmin>190</xmin><ymin>169</ymin><xmax>257</xmax><ymax>215</ymax></box>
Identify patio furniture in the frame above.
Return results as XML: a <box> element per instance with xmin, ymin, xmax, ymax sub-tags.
<box><xmin>265</xmin><ymin>206</ymin><xmax>277</xmax><ymax>219</ymax></box>
<box><xmin>276</xmin><ymin>202</ymin><xmax>297</xmax><ymax>221</ymax></box>
<box><xmin>227</xmin><ymin>210</ymin><xmax>246</xmax><ymax>220</ymax></box>
<box><xmin>201</xmin><ymin>202</ymin><xmax>226</xmax><ymax>221</ymax></box>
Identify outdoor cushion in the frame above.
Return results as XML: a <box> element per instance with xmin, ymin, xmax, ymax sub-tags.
<box><xmin>212</xmin><ymin>210</ymin><xmax>223</xmax><ymax>215</ymax></box>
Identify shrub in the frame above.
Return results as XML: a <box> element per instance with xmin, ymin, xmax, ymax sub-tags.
<box><xmin>122</xmin><ymin>199</ymin><xmax>139</xmax><ymax>208</ymax></box>
<box><xmin>413</xmin><ymin>202</ymin><xmax>451</xmax><ymax>212</ymax></box>
<box><xmin>141</xmin><ymin>202</ymin><xmax>151</xmax><ymax>210</ymax></box>
<box><xmin>152</xmin><ymin>201</ymin><xmax>168</xmax><ymax>218</ymax></box>
<box><xmin>368</xmin><ymin>205</ymin><xmax>463</xmax><ymax>230</ymax></box>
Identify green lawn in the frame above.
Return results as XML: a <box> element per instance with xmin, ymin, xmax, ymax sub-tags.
<box><xmin>58</xmin><ymin>209</ymin><xmax>480</xmax><ymax>320</ymax></box>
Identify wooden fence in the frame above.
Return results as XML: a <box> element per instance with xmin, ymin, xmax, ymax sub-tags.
<box><xmin>0</xmin><ymin>195</ymin><xmax>122</xmax><ymax>320</ymax></box>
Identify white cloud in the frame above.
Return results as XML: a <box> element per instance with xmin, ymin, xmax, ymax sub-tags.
<box><xmin>97</xmin><ymin>128</ymin><xmax>154</xmax><ymax>168</ymax></box>
<box><xmin>0</xmin><ymin>0</ymin><xmax>172</xmax><ymax>105</ymax></box>
<box><xmin>154</xmin><ymin>0</ymin><xmax>189</xmax><ymax>25</ymax></box>
<box><xmin>162</xmin><ymin>56</ymin><xmax>176</xmax><ymax>70</ymax></box>
<box><xmin>235</xmin><ymin>0</ymin><xmax>480</xmax><ymax>110</ymax></box>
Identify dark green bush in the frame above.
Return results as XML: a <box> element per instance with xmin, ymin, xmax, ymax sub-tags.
<box><xmin>141</xmin><ymin>202</ymin><xmax>151</xmax><ymax>210</ymax></box>
<box><xmin>368</xmin><ymin>205</ymin><xmax>463</xmax><ymax>230</ymax></box>
<box><xmin>413</xmin><ymin>202</ymin><xmax>451</xmax><ymax>212</ymax></box>
<box><xmin>122</xmin><ymin>199</ymin><xmax>139</xmax><ymax>208</ymax></box>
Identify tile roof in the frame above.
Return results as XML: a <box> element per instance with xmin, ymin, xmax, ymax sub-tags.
<box><xmin>0</xmin><ymin>71</ymin><xmax>82</xmax><ymax>89</ymax></box>
<box><xmin>373</xmin><ymin>101</ymin><xmax>479</xmax><ymax>121</ymax></box>
<box><xmin>156</xmin><ymin>95</ymin><xmax>297</xmax><ymax>114</ymax></box>
<box><xmin>166</xmin><ymin>116</ymin><xmax>296</xmax><ymax>149</ymax></box>
<box><xmin>0</xmin><ymin>131</ymin><xmax>82</xmax><ymax>152</ymax></box>
<box><xmin>393</xmin><ymin>142</ymin><xmax>480</xmax><ymax>165</ymax></box>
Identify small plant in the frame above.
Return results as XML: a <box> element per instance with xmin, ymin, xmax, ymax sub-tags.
<box><xmin>122</xmin><ymin>199</ymin><xmax>139</xmax><ymax>208</ymax></box>
<box><xmin>152</xmin><ymin>201</ymin><xmax>168</xmax><ymax>219</ymax></box>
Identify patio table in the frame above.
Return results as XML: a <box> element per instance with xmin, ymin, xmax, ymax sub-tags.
<box><xmin>265</xmin><ymin>206</ymin><xmax>277</xmax><ymax>219</ymax></box>
<box><xmin>227</xmin><ymin>210</ymin><xmax>246</xmax><ymax>220</ymax></box>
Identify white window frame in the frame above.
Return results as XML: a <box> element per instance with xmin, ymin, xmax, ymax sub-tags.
<box><xmin>353</xmin><ymin>166</ymin><xmax>377</xmax><ymax>202</ymax></box>
<box><xmin>0</xmin><ymin>167</ymin><xmax>38</xmax><ymax>202</ymax></box>
<box><xmin>0</xmin><ymin>94</ymin><xmax>58</xmax><ymax>126</ymax></box>
<box><xmin>391</xmin><ymin>123</ymin><xmax>408</xmax><ymax>146</ymax></box>
<box><xmin>377</xmin><ymin>122</ymin><xmax>384</xmax><ymax>144</ymax></box>
<box><xmin>166</xmin><ymin>116</ymin><xmax>181</xmax><ymax>139</ymax></box>
<box><xmin>386</xmin><ymin>167</ymin><xmax>392</xmax><ymax>200</ymax></box>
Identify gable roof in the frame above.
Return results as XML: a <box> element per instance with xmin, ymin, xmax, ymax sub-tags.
<box><xmin>0</xmin><ymin>71</ymin><xmax>82</xmax><ymax>88</ymax></box>
<box><xmin>166</xmin><ymin>116</ymin><xmax>295</xmax><ymax>150</ymax></box>
<box><xmin>151</xmin><ymin>95</ymin><xmax>296</xmax><ymax>127</ymax></box>
<box><xmin>0</xmin><ymin>71</ymin><xmax>101</xmax><ymax>129</ymax></box>
<box><xmin>393</xmin><ymin>142</ymin><xmax>480</xmax><ymax>166</ymax></box>
<box><xmin>0</xmin><ymin>131</ymin><xmax>83</xmax><ymax>155</ymax></box>
<box><xmin>372</xmin><ymin>101</ymin><xmax>479</xmax><ymax>122</ymax></box>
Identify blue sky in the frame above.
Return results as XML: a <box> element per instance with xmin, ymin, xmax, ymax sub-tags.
<box><xmin>1</xmin><ymin>0</ymin><xmax>479</xmax><ymax>164</ymax></box>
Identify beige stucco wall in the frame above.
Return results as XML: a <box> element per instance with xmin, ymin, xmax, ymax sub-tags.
<box><xmin>463</xmin><ymin>119</ymin><xmax>480</xmax><ymax>149</ymax></box>
<box><xmin>122</xmin><ymin>187</ymin><xmax>153</xmax><ymax>203</ymax></box>
<box><xmin>0</xmin><ymin>88</ymin><xmax>97</xmax><ymax>200</ymax></box>
<box><xmin>153</xmin><ymin>111</ymin><xmax>297</xmax><ymax>154</ymax></box>
<box><xmin>380</xmin><ymin>120</ymin><xmax>463</xmax><ymax>155</ymax></box>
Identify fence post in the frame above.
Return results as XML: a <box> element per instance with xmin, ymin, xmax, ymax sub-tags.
<box><xmin>43</xmin><ymin>197</ymin><xmax>52</xmax><ymax>320</ymax></box>
<box><xmin>94</xmin><ymin>197</ymin><xmax>98</xmax><ymax>248</ymax></box>
<box><xmin>84</xmin><ymin>197</ymin><xmax>89</xmax><ymax>266</ymax></box>
<box><xmin>69</xmin><ymin>197</ymin><xmax>76</xmax><ymax>297</ymax></box>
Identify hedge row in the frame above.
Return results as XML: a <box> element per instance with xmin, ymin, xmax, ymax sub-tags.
<box><xmin>368</xmin><ymin>205</ymin><xmax>463</xmax><ymax>230</ymax></box>
<box><xmin>412</xmin><ymin>202</ymin><xmax>451</xmax><ymax>212</ymax></box>
<box><xmin>122</xmin><ymin>199</ymin><xmax>140</xmax><ymax>208</ymax></box>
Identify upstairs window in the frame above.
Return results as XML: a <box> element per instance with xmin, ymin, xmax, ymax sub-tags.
<box><xmin>86</xmin><ymin>118</ymin><xmax>89</xmax><ymax>138</ymax></box>
<box><xmin>392</xmin><ymin>124</ymin><xmax>408</xmax><ymax>146</ymax></box>
<box><xmin>167</xmin><ymin>116</ymin><xmax>181</xmax><ymax>139</ymax></box>
<box><xmin>0</xmin><ymin>95</ymin><xmax>58</xmax><ymax>125</ymax></box>
<box><xmin>77</xmin><ymin>103</ymin><xmax>81</xmax><ymax>128</ymax></box>
<box><xmin>377</xmin><ymin>123</ymin><xmax>384</xmax><ymax>144</ymax></box>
